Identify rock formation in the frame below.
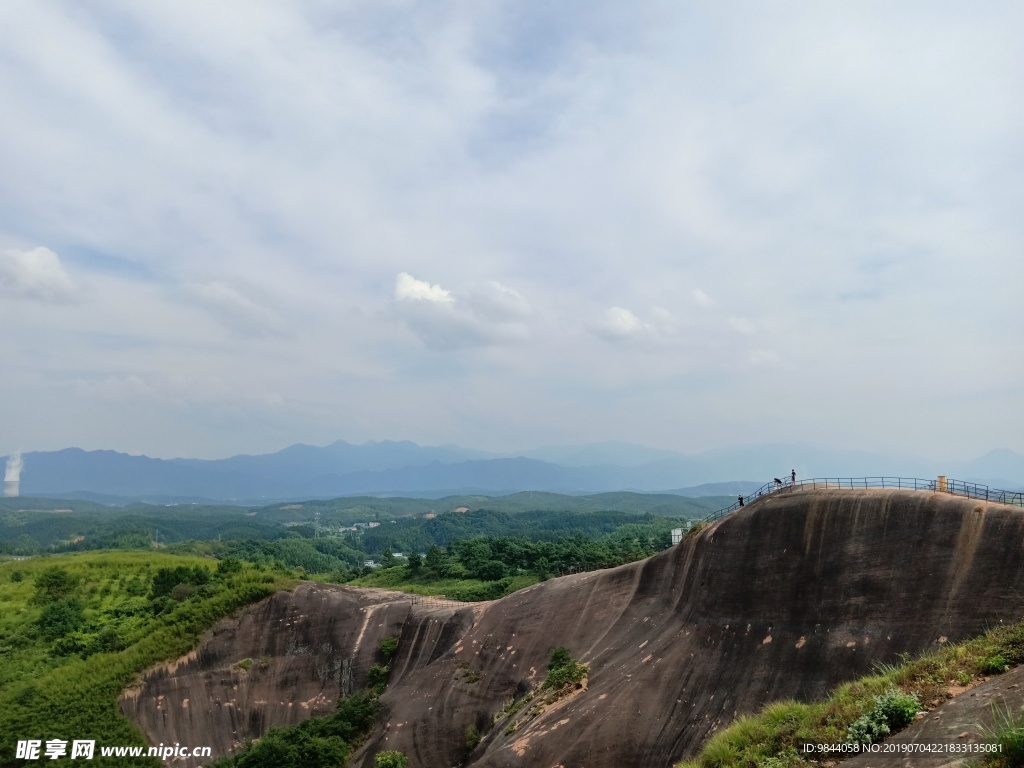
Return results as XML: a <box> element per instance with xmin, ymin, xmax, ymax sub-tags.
<box><xmin>120</xmin><ymin>488</ymin><xmax>1024</xmax><ymax>767</ymax></box>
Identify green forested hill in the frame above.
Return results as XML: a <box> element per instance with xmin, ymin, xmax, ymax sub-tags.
<box><xmin>0</xmin><ymin>492</ymin><xmax>724</xmax><ymax>555</ymax></box>
<box><xmin>0</xmin><ymin>552</ymin><xmax>295</xmax><ymax>767</ymax></box>
<box><xmin>0</xmin><ymin>491</ymin><xmax>718</xmax><ymax>629</ymax></box>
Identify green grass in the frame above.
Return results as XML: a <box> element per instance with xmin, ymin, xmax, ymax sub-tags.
<box><xmin>676</xmin><ymin>619</ymin><xmax>1024</xmax><ymax>768</ymax></box>
<box><xmin>347</xmin><ymin>566</ymin><xmax>539</xmax><ymax>601</ymax></box>
<box><xmin>979</xmin><ymin>703</ymin><xmax>1024</xmax><ymax>767</ymax></box>
<box><xmin>0</xmin><ymin>552</ymin><xmax>295</xmax><ymax>767</ymax></box>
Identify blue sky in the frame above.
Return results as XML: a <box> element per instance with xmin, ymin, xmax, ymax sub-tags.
<box><xmin>0</xmin><ymin>1</ymin><xmax>1021</xmax><ymax>460</ymax></box>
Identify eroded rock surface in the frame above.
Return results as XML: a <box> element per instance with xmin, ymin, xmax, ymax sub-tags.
<box><xmin>119</xmin><ymin>585</ymin><xmax>433</xmax><ymax>761</ymax></box>
<box><xmin>121</xmin><ymin>489</ymin><xmax>1024</xmax><ymax>768</ymax></box>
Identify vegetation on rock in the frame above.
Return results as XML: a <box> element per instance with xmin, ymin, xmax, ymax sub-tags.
<box><xmin>209</xmin><ymin>691</ymin><xmax>380</xmax><ymax>768</ymax></box>
<box><xmin>496</xmin><ymin>647</ymin><xmax>589</xmax><ymax>737</ymax></box>
<box><xmin>542</xmin><ymin>646</ymin><xmax>589</xmax><ymax>694</ymax></box>
<box><xmin>845</xmin><ymin>689</ymin><xmax>920</xmax><ymax>745</ymax></box>
<box><xmin>211</xmin><ymin>632</ymin><xmax>404</xmax><ymax>768</ymax></box>
<box><xmin>374</xmin><ymin>751</ymin><xmax>409</xmax><ymax>768</ymax></box>
<box><xmin>677</xmin><ymin>619</ymin><xmax>1024</xmax><ymax>768</ymax></box>
<box><xmin>982</xmin><ymin>704</ymin><xmax>1024</xmax><ymax>767</ymax></box>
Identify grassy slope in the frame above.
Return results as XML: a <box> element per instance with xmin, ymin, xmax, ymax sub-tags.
<box><xmin>348</xmin><ymin>565</ymin><xmax>539</xmax><ymax>601</ymax></box>
<box><xmin>0</xmin><ymin>552</ymin><xmax>295</xmax><ymax>768</ymax></box>
<box><xmin>676</xmin><ymin>620</ymin><xmax>1024</xmax><ymax>768</ymax></box>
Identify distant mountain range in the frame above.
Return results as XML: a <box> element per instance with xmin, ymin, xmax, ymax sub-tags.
<box><xmin>4</xmin><ymin>440</ymin><xmax>1022</xmax><ymax>504</ymax></box>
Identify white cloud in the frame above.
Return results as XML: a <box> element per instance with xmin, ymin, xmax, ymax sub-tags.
<box><xmin>393</xmin><ymin>272</ymin><xmax>530</xmax><ymax>349</ymax></box>
<box><xmin>593</xmin><ymin>305</ymin><xmax>681</xmax><ymax>345</ymax></box>
<box><xmin>650</xmin><ymin>306</ymin><xmax>676</xmax><ymax>332</ymax></box>
<box><xmin>78</xmin><ymin>372</ymin><xmax>285</xmax><ymax>410</ymax></box>
<box><xmin>463</xmin><ymin>280</ymin><xmax>532</xmax><ymax>321</ymax></box>
<box><xmin>0</xmin><ymin>247</ymin><xmax>80</xmax><ymax>303</ymax></box>
<box><xmin>692</xmin><ymin>288</ymin><xmax>715</xmax><ymax>307</ymax></box>
<box><xmin>184</xmin><ymin>281</ymin><xmax>284</xmax><ymax>337</ymax></box>
<box><xmin>395</xmin><ymin>272</ymin><xmax>454</xmax><ymax>305</ymax></box>
<box><xmin>728</xmin><ymin>316</ymin><xmax>757</xmax><ymax>335</ymax></box>
<box><xmin>603</xmin><ymin>306</ymin><xmax>646</xmax><ymax>336</ymax></box>
<box><xmin>79</xmin><ymin>374</ymin><xmax>152</xmax><ymax>402</ymax></box>
<box><xmin>749</xmin><ymin>349</ymin><xmax>780</xmax><ymax>365</ymax></box>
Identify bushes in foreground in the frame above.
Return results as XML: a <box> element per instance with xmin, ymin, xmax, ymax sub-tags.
<box><xmin>677</xmin><ymin>618</ymin><xmax>1024</xmax><ymax>768</ymax></box>
<box><xmin>845</xmin><ymin>689</ymin><xmax>920</xmax><ymax>745</ymax></box>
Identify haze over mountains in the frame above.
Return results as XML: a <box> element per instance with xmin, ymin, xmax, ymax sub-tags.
<box><xmin>4</xmin><ymin>440</ymin><xmax>1022</xmax><ymax>504</ymax></box>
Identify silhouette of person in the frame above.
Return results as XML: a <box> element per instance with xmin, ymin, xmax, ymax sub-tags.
<box><xmin>791</xmin><ymin>469</ymin><xmax>796</xmax><ymax>484</ymax></box>
<box><xmin>738</xmin><ymin>495</ymin><xmax>744</xmax><ymax>507</ymax></box>
<box><xmin>774</xmin><ymin>477</ymin><xmax>782</xmax><ymax>489</ymax></box>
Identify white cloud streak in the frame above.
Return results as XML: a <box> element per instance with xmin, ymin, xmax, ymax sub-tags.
<box><xmin>728</xmin><ymin>317</ymin><xmax>757</xmax><ymax>335</ymax></box>
<box><xmin>184</xmin><ymin>281</ymin><xmax>284</xmax><ymax>337</ymax></box>
<box><xmin>692</xmin><ymin>289</ymin><xmax>714</xmax><ymax>308</ymax></box>
<box><xmin>393</xmin><ymin>272</ymin><xmax>531</xmax><ymax>349</ymax></box>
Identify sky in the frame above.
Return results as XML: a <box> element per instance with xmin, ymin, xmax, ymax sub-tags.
<box><xmin>0</xmin><ymin>1</ymin><xmax>1021</xmax><ymax>461</ymax></box>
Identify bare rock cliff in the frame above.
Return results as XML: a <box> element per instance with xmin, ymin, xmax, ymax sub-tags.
<box><xmin>120</xmin><ymin>488</ymin><xmax>1024</xmax><ymax>767</ymax></box>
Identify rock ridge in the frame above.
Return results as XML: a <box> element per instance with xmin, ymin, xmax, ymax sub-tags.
<box><xmin>120</xmin><ymin>488</ymin><xmax>1024</xmax><ymax>767</ymax></box>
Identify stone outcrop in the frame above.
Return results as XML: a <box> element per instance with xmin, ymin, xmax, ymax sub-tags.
<box><xmin>121</xmin><ymin>488</ymin><xmax>1024</xmax><ymax>767</ymax></box>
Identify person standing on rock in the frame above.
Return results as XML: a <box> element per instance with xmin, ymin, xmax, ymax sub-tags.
<box><xmin>791</xmin><ymin>469</ymin><xmax>796</xmax><ymax>486</ymax></box>
<box><xmin>738</xmin><ymin>495</ymin><xmax>744</xmax><ymax>507</ymax></box>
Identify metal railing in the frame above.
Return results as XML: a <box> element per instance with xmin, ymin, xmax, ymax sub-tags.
<box><xmin>407</xmin><ymin>592</ymin><xmax>476</xmax><ymax>609</ymax></box>
<box><xmin>694</xmin><ymin>475</ymin><xmax>1024</xmax><ymax>526</ymax></box>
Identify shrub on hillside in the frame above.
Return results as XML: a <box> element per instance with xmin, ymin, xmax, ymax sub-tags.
<box><xmin>37</xmin><ymin>597</ymin><xmax>84</xmax><ymax>640</ymax></box>
<box><xmin>213</xmin><ymin>691</ymin><xmax>380</xmax><ymax>768</ymax></box>
<box><xmin>548</xmin><ymin>646</ymin><xmax>572</xmax><ymax>670</ymax></box>
<box><xmin>846</xmin><ymin>689</ymin><xmax>920</xmax><ymax>745</ymax></box>
<box><xmin>379</xmin><ymin>635</ymin><xmax>399</xmax><ymax>662</ymax></box>
<box><xmin>32</xmin><ymin>566</ymin><xmax>80</xmax><ymax>604</ymax></box>
<box><xmin>217</xmin><ymin>557</ymin><xmax>243</xmax><ymax>576</ymax></box>
<box><xmin>542</xmin><ymin>647</ymin><xmax>588</xmax><ymax>694</ymax></box>
<box><xmin>374</xmin><ymin>751</ymin><xmax>408</xmax><ymax>768</ymax></box>
<box><xmin>979</xmin><ymin>654</ymin><xmax>1010</xmax><ymax>675</ymax></box>
<box><xmin>150</xmin><ymin>565</ymin><xmax>210</xmax><ymax>599</ymax></box>
<box><xmin>367</xmin><ymin>664</ymin><xmax>389</xmax><ymax>694</ymax></box>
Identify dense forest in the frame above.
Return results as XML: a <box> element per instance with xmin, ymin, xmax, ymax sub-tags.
<box><xmin>0</xmin><ymin>492</ymin><xmax>722</xmax><ymax>555</ymax></box>
<box><xmin>0</xmin><ymin>492</ymin><xmax>719</xmax><ymax>605</ymax></box>
<box><xmin>0</xmin><ymin>552</ymin><xmax>295</xmax><ymax>767</ymax></box>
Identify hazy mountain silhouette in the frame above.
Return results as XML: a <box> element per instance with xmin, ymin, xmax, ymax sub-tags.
<box><xmin>4</xmin><ymin>441</ymin><xmax>1021</xmax><ymax>502</ymax></box>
